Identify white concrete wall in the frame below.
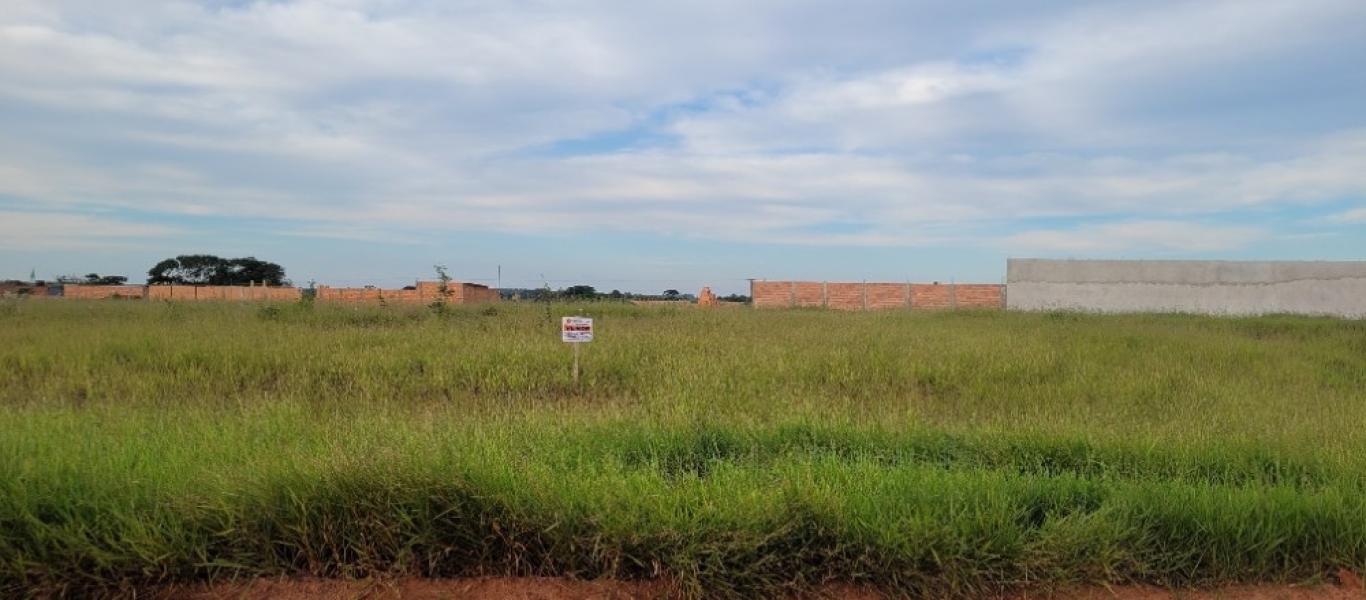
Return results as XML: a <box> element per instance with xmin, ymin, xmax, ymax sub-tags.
<box><xmin>1006</xmin><ymin>259</ymin><xmax>1366</xmax><ymax>318</ymax></box>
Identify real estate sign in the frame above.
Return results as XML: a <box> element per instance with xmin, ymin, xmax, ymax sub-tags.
<box><xmin>561</xmin><ymin>316</ymin><xmax>593</xmax><ymax>343</ymax></box>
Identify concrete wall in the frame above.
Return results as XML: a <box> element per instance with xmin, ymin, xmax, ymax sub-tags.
<box><xmin>1006</xmin><ymin>259</ymin><xmax>1366</xmax><ymax>318</ymax></box>
<box><xmin>751</xmin><ymin>280</ymin><xmax>1004</xmax><ymax>310</ymax></box>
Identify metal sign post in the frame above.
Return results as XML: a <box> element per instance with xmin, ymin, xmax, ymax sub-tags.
<box><xmin>560</xmin><ymin>316</ymin><xmax>593</xmax><ymax>384</ymax></box>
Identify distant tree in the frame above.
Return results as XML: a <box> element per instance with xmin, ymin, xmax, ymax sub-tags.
<box><xmin>720</xmin><ymin>293</ymin><xmax>751</xmax><ymax>304</ymax></box>
<box><xmin>430</xmin><ymin>264</ymin><xmax>454</xmax><ymax>315</ymax></box>
<box><xmin>148</xmin><ymin>255</ymin><xmax>222</xmax><ymax>285</ymax></box>
<box><xmin>662</xmin><ymin>289</ymin><xmax>681</xmax><ymax>299</ymax></box>
<box><xmin>563</xmin><ymin>285</ymin><xmax>597</xmax><ymax>299</ymax></box>
<box><xmin>57</xmin><ymin>273</ymin><xmax>128</xmax><ymax>285</ymax></box>
<box><xmin>223</xmin><ymin>257</ymin><xmax>287</xmax><ymax>286</ymax></box>
<box><xmin>148</xmin><ymin>255</ymin><xmax>286</xmax><ymax>286</ymax></box>
<box><xmin>86</xmin><ymin>273</ymin><xmax>128</xmax><ymax>285</ymax></box>
<box><xmin>608</xmin><ymin>289</ymin><xmax>624</xmax><ymax>300</ymax></box>
<box><xmin>532</xmin><ymin>286</ymin><xmax>556</xmax><ymax>302</ymax></box>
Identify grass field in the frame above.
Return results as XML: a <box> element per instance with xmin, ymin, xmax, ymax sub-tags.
<box><xmin>3</xmin><ymin>299</ymin><xmax>1366</xmax><ymax>598</ymax></box>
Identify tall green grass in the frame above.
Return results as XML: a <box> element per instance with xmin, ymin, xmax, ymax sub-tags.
<box><xmin>2</xmin><ymin>299</ymin><xmax>1365</xmax><ymax>597</ymax></box>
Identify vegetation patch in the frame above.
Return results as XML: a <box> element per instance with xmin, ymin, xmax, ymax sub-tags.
<box><xmin>2</xmin><ymin>302</ymin><xmax>1365</xmax><ymax>597</ymax></box>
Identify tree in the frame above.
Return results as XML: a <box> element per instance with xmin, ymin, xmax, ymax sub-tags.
<box><xmin>429</xmin><ymin>264</ymin><xmax>454</xmax><ymax>315</ymax></box>
<box><xmin>562</xmin><ymin>285</ymin><xmax>597</xmax><ymax>299</ymax></box>
<box><xmin>57</xmin><ymin>273</ymin><xmax>128</xmax><ymax>285</ymax></box>
<box><xmin>86</xmin><ymin>273</ymin><xmax>127</xmax><ymax>285</ymax></box>
<box><xmin>148</xmin><ymin>254</ymin><xmax>222</xmax><ymax>285</ymax></box>
<box><xmin>148</xmin><ymin>255</ymin><xmax>287</xmax><ymax>286</ymax></box>
<box><xmin>223</xmin><ymin>257</ymin><xmax>286</xmax><ymax>286</ymax></box>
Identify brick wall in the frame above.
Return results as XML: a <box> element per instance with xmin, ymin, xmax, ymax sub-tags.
<box><xmin>457</xmin><ymin>283</ymin><xmax>500</xmax><ymax>303</ymax></box>
<box><xmin>1</xmin><ymin>283</ymin><xmax>54</xmax><ymax>298</ymax></box>
<box><xmin>866</xmin><ymin>283</ymin><xmax>910</xmax><ymax>310</ymax></box>
<box><xmin>750</xmin><ymin>280</ymin><xmax>1003</xmax><ymax>310</ymax></box>
<box><xmin>63</xmin><ymin>285</ymin><xmax>147</xmax><ymax>299</ymax></box>
<box><xmin>317</xmin><ymin>281</ymin><xmax>498</xmax><ymax>304</ymax></box>
<box><xmin>911</xmin><ymin>284</ymin><xmax>952</xmax><ymax>309</ymax></box>
<box><xmin>316</xmin><ymin>287</ymin><xmax>416</xmax><ymax>303</ymax></box>
<box><xmin>952</xmin><ymin>284</ymin><xmax>1005</xmax><ymax>308</ymax></box>
<box><xmin>146</xmin><ymin>285</ymin><xmax>301</xmax><ymax>301</ymax></box>
<box><xmin>751</xmin><ymin>281</ymin><xmax>792</xmax><ymax>309</ymax></box>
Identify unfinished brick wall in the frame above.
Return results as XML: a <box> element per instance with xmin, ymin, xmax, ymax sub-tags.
<box><xmin>63</xmin><ymin>285</ymin><xmax>147</xmax><ymax>299</ymax></box>
<box><xmin>867</xmin><ymin>283</ymin><xmax>912</xmax><ymax>310</ymax></box>
<box><xmin>698</xmin><ymin>287</ymin><xmax>718</xmax><ymax>307</ymax></box>
<box><xmin>751</xmin><ymin>281</ymin><xmax>792</xmax><ymax>308</ymax></box>
<box><xmin>911</xmin><ymin>284</ymin><xmax>952</xmax><ymax>309</ymax></box>
<box><xmin>750</xmin><ymin>280</ymin><xmax>1004</xmax><ymax>310</ymax></box>
<box><xmin>317</xmin><ymin>281</ymin><xmax>498</xmax><ymax>304</ymax></box>
<box><xmin>146</xmin><ymin>285</ymin><xmax>301</xmax><ymax>301</ymax></box>
<box><xmin>952</xmin><ymin>284</ymin><xmax>1005</xmax><ymax>308</ymax></box>
<box><xmin>315</xmin><ymin>287</ymin><xmax>416</xmax><ymax>303</ymax></box>
<box><xmin>455</xmin><ymin>283</ymin><xmax>499</xmax><ymax>304</ymax></box>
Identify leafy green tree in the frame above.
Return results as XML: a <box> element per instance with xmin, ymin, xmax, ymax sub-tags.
<box><xmin>57</xmin><ymin>273</ymin><xmax>128</xmax><ymax>285</ymax></box>
<box><xmin>148</xmin><ymin>255</ymin><xmax>221</xmax><ymax>285</ymax></box>
<box><xmin>563</xmin><ymin>285</ymin><xmax>597</xmax><ymax>299</ymax></box>
<box><xmin>85</xmin><ymin>273</ymin><xmax>128</xmax><ymax>285</ymax></box>
<box><xmin>148</xmin><ymin>255</ymin><xmax>286</xmax><ymax>286</ymax></box>
<box><xmin>223</xmin><ymin>257</ymin><xmax>286</xmax><ymax>286</ymax></box>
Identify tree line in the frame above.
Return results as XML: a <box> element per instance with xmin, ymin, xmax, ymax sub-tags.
<box><xmin>50</xmin><ymin>255</ymin><xmax>288</xmax><ymax>286</ymax></box>
<box><xmin>45</xmin><ymin>257</ymin><xmax>753</xmax><ymax>302</ymax></box>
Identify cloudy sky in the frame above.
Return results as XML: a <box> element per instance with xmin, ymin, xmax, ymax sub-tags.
<box><xmin>2</xmin><ymin>0</ymin><xmax>1364</xmax><ymax>293</ymax></box>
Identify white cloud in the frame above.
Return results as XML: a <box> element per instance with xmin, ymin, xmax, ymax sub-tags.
<box><xmin>1325</xmin><ymin>207</ymin><xmax>1366</xmax><ymax>224</ymax></box>
<box><xmin>1003</xmin><ymin>221</ymin><xmax>1268</xmax><ymax>253</ymax></box>
<box><xmin>0</xmin><ymin>0</ymin><xmax>1362</xmax><ymax>254</ymax></box>
<box><xmin>0</xmin><ymin>211</ymin><xmax>179</xmax><ymax>250</ymax></box>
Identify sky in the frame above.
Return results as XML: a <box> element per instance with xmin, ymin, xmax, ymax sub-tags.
<box><xmin>2</xmin><ymin>0</ymin><xmax>1364</xmax><ymax>295</ymax></box>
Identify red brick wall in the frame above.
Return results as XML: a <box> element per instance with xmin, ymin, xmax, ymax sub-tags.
<box><xmin>825</xmin><ymin>282</ymin><xmax>863</xmax><ymax>310</ymax></box>
<box><xmin>64</xmin><ymin>285</ymin><xmax>146</xmax><ymax>299</ymax></box>
<box><xmin>457</xmin><ymin>283</ymin><xmax>500</xmax><ymax>303</ymax></box>
<box><xmin>953</xmin><ymin>284</ymin><xmax>1004</xmax><ymax>308</ymax></box>
<box><xmin>750</xmin><ymin>280</ymin><xmax>1003</xmax><ymax>310</ymax></box>
<box><xmin>911</xmin><ymin>284</ymin><xmax>952</xmax><ymax>309</ymax></box>
<box><xmin>751</xmin><ymin>281</ymin><xmax>792</xmax><ymax>308</ymax></box>
<box><xmin>911</xmin><ymin>283</ymin><xmax>1005</xmax><ymax>309</ymax></box>
<box><xmin>793</xmin><ymin>282</ymin><xmax>824</xmax><ymax>307</ymax></box>
<box><xmin>867</xmin><ymin>283</ymin><xmax>912</xmax><ymax>310</ymax></box>
<box><xmin>317</xmin><ymin>281</ymin><xmax>498</xmax><ymax>305</ymax></box>
<box><xmin>316</xmin><ymin>286</ymin><xmax>421</xmax><ymax>303</ymax></box>
<box><xmin>146</xmin><ymin>286</ymin><xmax>300</xmax><ymax>301</ymax></box>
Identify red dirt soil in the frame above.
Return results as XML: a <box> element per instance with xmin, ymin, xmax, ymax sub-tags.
<box><xmin>160</xmin><ymin>573</ymin><xmax>1365</xmax><ymax>600</ymax></box>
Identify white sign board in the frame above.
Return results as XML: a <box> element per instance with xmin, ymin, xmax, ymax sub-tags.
<box><xmin>561</xmin><ymin>316</ymin><xmax>594</xmax><ymax>343</ymax></box>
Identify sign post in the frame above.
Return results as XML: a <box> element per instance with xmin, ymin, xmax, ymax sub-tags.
<box><xmin>560</xmin><ymin>316</ymin><xmax>593</xmax><ymax>384</ymax></box>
